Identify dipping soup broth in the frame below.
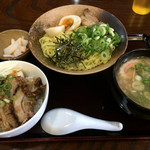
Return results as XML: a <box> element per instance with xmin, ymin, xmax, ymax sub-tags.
<box><xmin>116</xmin><ymin>57</ymin><xmax>150</xmax><ymax>109</ymax></box>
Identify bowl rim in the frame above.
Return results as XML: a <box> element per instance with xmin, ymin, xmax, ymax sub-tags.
<box><xmin>29</xmin><ymin>4</ymin><xmax>128</xmax><ymax>75</ymax></box>
<box><xmin>0</xmin><ymin>60</ymin><xmax>49</xmax><ymax>137</ymax></box>
<box><xmin>113</xmin><ymin>48</ymin><xmax>150</xmax><ymax>111</ymax></box>
<box><xmin>0</xmin><ymin>29</ymin><xmax>29</xmax><ymax>60</ymax></box>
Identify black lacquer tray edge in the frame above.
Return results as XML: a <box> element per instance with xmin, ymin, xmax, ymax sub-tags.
<box><xmin>0</xmin><ymin>39</ymin><xmax>150</xmax><ymax>142</ymax></box>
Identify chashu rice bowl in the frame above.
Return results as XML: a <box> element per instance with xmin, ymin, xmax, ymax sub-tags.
<box><xmin>0</xmin><ymin>61</ymin><xmax>49</xmax><ymax>138</ymax></box>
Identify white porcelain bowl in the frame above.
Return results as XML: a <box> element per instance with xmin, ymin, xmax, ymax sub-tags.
<box><xmin>0</xmin><ymin>60</ymin><xmax>49</xmax><ymax>138</ymax></box>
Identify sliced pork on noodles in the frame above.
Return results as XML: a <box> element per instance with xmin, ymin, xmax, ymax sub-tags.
<box><xmin>0</xmin><ymin>70</ymin><xmax>46</xmax><ymax>132</ymax></box>
<box><xmin>80</xmin><ymin>8</ymin><xmax>99</xmax><ymax>26</ymax></box>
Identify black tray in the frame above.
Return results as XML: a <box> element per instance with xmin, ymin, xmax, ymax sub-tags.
<box><xmin>0</xmin><ymin>40</ymin><xmax>150</xmax><ymax>142</ymax></box>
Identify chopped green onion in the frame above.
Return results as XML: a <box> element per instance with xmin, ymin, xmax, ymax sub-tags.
<box><xmin>100</xmin><ymin>51</ymin><xmax>110</xmax><ymax>61</ymax></box>
<box><xmin>11</xmin><ymin>95</ymin><xmax>17</xmax><ymax>101</ymax></box>
<box><xmin>3</xmin><ymin>98</ymin><xmax>10</xmax><ymax>103</ymax></box>
<box><xmin>49</xmin><ymin>22</ymin><xmax>121</xmax><ymax>68</ymax></box>
<box><xmin>0</xmin><ymin>100</ymin><xmax>5</xmax><ymax>108</ymax></box>
<box><xmin>3</xmin><ymin>81</ymin><xmax>11</xmax><ymax>91</ymax></box>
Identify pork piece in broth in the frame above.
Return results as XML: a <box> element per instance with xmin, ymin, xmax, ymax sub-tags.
<box><xmin>0</xmin><ymin>71</ymin><xmax>46</xmax><ymax>132</ymax></box>
<box><xmin>80</xmin><ymin>8</ymin><xmax>99</xmax><ymax>26</ymax></box>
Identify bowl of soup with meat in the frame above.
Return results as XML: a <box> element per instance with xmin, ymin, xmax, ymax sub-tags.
<box><xmin>0</xmin><ymin>60</ymin><xmax>49</xmax><ymax>138</ymax></box>
<box><xmin>112</xmin><ymin>49</ymin><xmax>150</xmax><ymax>120</ymax></box>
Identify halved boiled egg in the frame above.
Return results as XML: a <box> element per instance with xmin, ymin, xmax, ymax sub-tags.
<box><xmin>59</xmin><ymin>15</ymin><xmax>81</xmax><ymax>31</ymax></box>
<box><xmin>45</xmin><ymin>25</ymin><xmax>65</xmax><ymax>37</ymax></box>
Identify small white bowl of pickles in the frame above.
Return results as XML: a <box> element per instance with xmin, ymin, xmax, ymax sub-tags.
<box><xmin>0</xmin><ymin>29</ymin><xmax>30</xmax><ymax>60</ymax></box>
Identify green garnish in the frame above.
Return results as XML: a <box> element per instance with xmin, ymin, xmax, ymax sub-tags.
<box><xmin>50</xmin><ymin>34</ymin><xmax>87</xmax><ymax>68</ymax></box>
<box><xmin>0</xmin><ymin>100</ymin><xmax>5</xmax><ymax>108</ymax></box>
<box><xmin>72</xmin><ymin>23</ymin><xmax>121</xmax><ymax>55</ymax></box>
<box><xmin>49</xmin><ymin>23</ymin><xmax>121</xmax><ymax>68</ymax></box>
<box><xmin>3</xmin><ymin>98</ymin><xmax>10</xmax><ymax>103</ymax></box>
<box><xmin>0</xmin><ymin>76</ymin><xmax>14</xmax><ymax>104</ymax></box>
<box><xmin>128</xmin><ymin>91</ymin><xmax>150</xmax><ymax>108</ymax></box>
<box><xmin>134</xmin><ymin>62</ymin><xmax>150</xmax><ymax>89</ymax></box>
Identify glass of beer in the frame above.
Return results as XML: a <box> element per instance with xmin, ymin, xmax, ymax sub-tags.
<box><xmin>132</xmin><ymin>0</ymin><xmax>150</xmax><ymax>15</ymax></box>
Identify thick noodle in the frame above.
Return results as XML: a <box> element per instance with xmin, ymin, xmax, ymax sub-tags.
<box><xmin>39</xmin><ymin>32</ymin><xmax>112</xmax><ymax>71</ymax></box>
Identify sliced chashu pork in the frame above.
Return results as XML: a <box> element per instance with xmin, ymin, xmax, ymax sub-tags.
<box><xmin>13</xmin><ymin>77</ymin><xmax>45</xmax><ymax>124</ymax></box>
<box><xmin>13</xmin><ymin>87</ymin><xmax>35</xmax><ymax>124</ymax></box>
<box><xmin>9</xmin><ymin>77</ymin><xmax>19</xmax><ymax>97</ymax></box>
<box><xmin>21</xmin><ymin>77</ymin><xmax>46</xmax><ymax>97</ymax></box>
<box><xmin>81</xmin><ymin>8</ymin><xmax>99</xmax><ymax>26</ymax></box>
<box><xmin>22</xmin><ymin>95</ymin><xmax>35</xmax><ymax>119</ymax></box>
<box><xmin>0</xmin><ymin>103</ymin><xmax>19</xmax><ymax>131</ymax></box>
<box><xmin>0</xmin><ymin>75</ymin><xmax>45</xmax><ymax>131</ymax></box>
<box><xmin>13</xmin><ymin>88</ymin><xmax>27</xmax><ymax>124</ymax></box>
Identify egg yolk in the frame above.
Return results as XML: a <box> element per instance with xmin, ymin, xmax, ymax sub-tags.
<box><xmin>60</xmin><ymin>18</ymin><xmax>74</xmax><ymax>29</ymax></box>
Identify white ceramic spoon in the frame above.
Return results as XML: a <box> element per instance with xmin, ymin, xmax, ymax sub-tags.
<box><xmin>41</xmin><ymin>108</ymin><xmax>123</xmax><ymax>135</ymax></box>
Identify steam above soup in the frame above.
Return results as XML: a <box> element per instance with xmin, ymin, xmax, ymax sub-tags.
<box><xmin>116</xmin><ymin>57</ymin><xmax>150</xmax><ymax>109</ymax></box>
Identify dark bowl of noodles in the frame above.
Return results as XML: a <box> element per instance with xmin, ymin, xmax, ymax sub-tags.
<box><xmin>28</xmin><ymin>4</ymin><xmax>128</xmax><ymax>75</ymax></box>
<box><xmin>112</xmin><ymin>48</ymin><xmax>150</xmax><ymax>120</ymax></box>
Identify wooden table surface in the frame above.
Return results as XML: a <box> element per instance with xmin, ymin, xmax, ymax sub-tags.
<box><xmin>0</xmin><ymin>0</ymin><xmax>150</xmax><ymax>149</ymax></box>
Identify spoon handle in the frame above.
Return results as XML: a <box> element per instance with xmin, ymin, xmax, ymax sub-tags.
<box><xmin>41</xmin><ymin>108</ymin><xmax>123</xmax><ymax>135</ymax></box>
<box><xmin>77</xmin><ymin>114</ymin><xmax>123</xmax><ymax>131</ymax></box>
